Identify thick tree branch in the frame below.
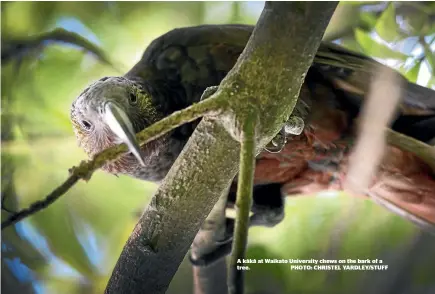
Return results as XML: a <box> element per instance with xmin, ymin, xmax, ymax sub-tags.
<box><xmin>106</xmin><ymin>118</ymin><xmax>240</xmax><ymax>294</ymax></box>
<box><xmin>105</xmin><ymin>2</ymin><xmax>338</xmax><ymax>293</ymax></box>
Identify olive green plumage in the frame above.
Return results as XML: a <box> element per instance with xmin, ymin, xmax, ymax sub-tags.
<box><xmin>70</xmin><ymin>24</ymin><xmax>435</xmax><ymax>181</ymax></box>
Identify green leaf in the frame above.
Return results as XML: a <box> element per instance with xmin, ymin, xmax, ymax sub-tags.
<box><xmin>30</xmin><ymin>202</ymin><xmax>98</xmax><ymax>278</ymax></box>
<box><xmin>341</xmin><ymin>1</ymin><xmax>381</xmax><ymax>6</ymax></box>
<box><xmin>360</xmin><ymin>12</ymin><xmax>378</xmax><ymax>31</ymax></box>
<box><xmin>421</xmin><ymin>22</ymin><xmax>435</xmax><ymax>36</ymax></box>
<box><xmin>420</xmin><ymin>38</ymin><xmax>435</xmax><ymax>72</ymax></box>
<box><xmin>354</xmin><ymin>28</ymin><xmax>409</xmax><ymax>60</ymax></box>
<box><xmin>339</xmin><ymin>36</ymin><xmax>364</xmax><ymax>53</ymax></box>
<box><xmin>375</xmin><ymin>3</ymin><xmax>402</xmax><ymax>42</ymax></box>
<box><xmin>405</xmin><ymin>59</ymin><xmax>422</xmax><ymax>83</ymax></box>
<box><xmin>399</xmin><ymin>9</ymin><xmax>429</xmax><ymax>36</ymax></box>
<box><xmin>323</xmin><ymin>3</ymin><xmax>361</xmax><ymax>41</ymax></box>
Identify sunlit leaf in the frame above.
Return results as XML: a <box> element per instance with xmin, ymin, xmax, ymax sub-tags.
<box><xmin>397</xmin><ymin>5</ymin><xmax>430</xmax><ymax>36</ymax></box>
<box><xmin>341</xmin><ymin>1</ymin><xmax>382</xmax><ymax>6</ymax></box>
<box><xmin>203</xmin><ymin>2</ymin><xmax>235</xmax><ymax>24</ymax></box>
<box><xmin>323</xmin><ymin>3</ymin><xmax>361</xmax><ymax>41</ymax></box>
<box><xmin>375</xmin><ymin>3</ymin><xmax>402</xmax><ymax>42</ymax></box>
<box><xmin>339</xmin><ymin>36</ymin><xmax>365</xmax><ymax>53</ymax></box>
<box><xmin>354</xmin><ymin>28</ymin><xmax>409</xmax><ymax>60</ymax></box>
<box><xmin>420</xmin><ymin>38</ymin><xmax>435</xmax><ymax>72</ymax></box>
<box><xmin>29</xmin><ymin>203</ymin><xmax>97</xmax><ymax>278</ymax></box>
<box><xmin>405</xmin><ymin>59</ymin><xmax>423</xmax><ymax>83</ymax></box>
<box><xmin>1</xmin><ymin>225</ymin><xmax>48</xmax><ymax>273</ymax></box>
<box><xmin>359</xmin><ymin>11</ymin><xmax>379</xmax><ymax>31</ymax></box>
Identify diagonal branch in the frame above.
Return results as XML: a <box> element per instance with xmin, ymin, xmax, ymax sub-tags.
<box><xmin>105</xmin><ymin>2</ymin><xmax>338</xmax><ymax>294</ymax></box>
<box><xmin>229</xmin><ymin>110</ymin><xmax>257</xmax><ymax>294</ymax></box>
<box><xmin>419</xmin><ymin>36</ymin><xmax>435</xmax><ymax>72</ymax></box>
<box><xmin>1</xmin><ymin>96</ymin><xmax>222</xmax><ymax>230</ymax></box>
<box><xmin>2</xmin><ymin>28</ymin><xmax>115</xmax><ymax>69</ymax></box>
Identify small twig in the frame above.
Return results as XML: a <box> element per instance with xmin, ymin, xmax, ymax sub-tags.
<box><xmin>1</xmin><ymin>176</ymin><xmax>79</xmax><ymax>229</ymax></box>
<box><xmin>1</xmin><ymin>194</ymin><xmax>16</xmax><ymax>214</ymax></box>
<box><xmin>229</xmin><ymin>111</ymin><xmax>257</xmax><ymax>294</ymax></box>
<box><xmin>1</xmin><ymin>96</ymin><xmax>223</xmax><ymax>230</ymax></box>
<box><xmin>419</xmin><ymin>36</ymin><xmax>435</xmax><ymax>72</ymax></box>
<box><xmin>386</xmin><ymin>130</ymin><xmax>435</xmax><ymax>172</ymax></box>
<box><xmin>1</xmin><ymin>28</ymin><xmax>120</xmax><ymax>72</ymax></box>
<box><xmin>1</xmin><ymin>198</ymin><xmax>16</xmax><ymax>214</ymax></box>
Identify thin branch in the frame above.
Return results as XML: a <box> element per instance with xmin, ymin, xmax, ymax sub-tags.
<box><xmin>1</xmin><ymin>194</ymin><xmax>16</xmax><ymax>214</ymax></box>
<box><xmin>2</xmin><ymin>28</ymin><xmax>118</xmax><ymax>71</ymax></box>
<box><xmin>105</xmin><ymin>2</ymin><xmax>337</xmax><ymax>293</ymax></box>
<box><xmin>1</xmin><ymin>176</ymin><xmax>79</xmax><ymax>229</ymax></box>
<box><xmin>386</xmin><ymin>130</ymin><xmax>435</xmax><ymax>172</ymax></box>
<box><xmin>419</xmin><ymin>36</ymin><xmax>435</xmax><ymax>72</ymax></box>
<box><xmin>1</xmin><ymin>96</ymin><xmax>222</xmax><ymax>230</ymax></box>
<box><xmin>229</xmin><ymin>111</ymin><xmax>257</xmax><ymax>294</ymax></box>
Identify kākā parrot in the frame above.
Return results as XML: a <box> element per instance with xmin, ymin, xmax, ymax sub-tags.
<box><xmin>70</xmin><ymin>24</ymin><xmax>435</xmax><ymax>265</ymax></box>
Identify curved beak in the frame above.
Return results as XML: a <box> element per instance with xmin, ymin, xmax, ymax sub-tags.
<box><xmin>103</xmin><ymin>102</ymin><xmax>145</xmax><ymax>166</ymax></box>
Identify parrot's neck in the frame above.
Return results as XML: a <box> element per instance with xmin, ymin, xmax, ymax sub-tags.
<box><xmin>133</xmin><ymin>135</ymin><xmax>187</xmax><ymax>182</ymax></box>
<box><xmin>103</xmin><ymin>132</ymin><xmax>188</xmax><ymax>182</ymax></box>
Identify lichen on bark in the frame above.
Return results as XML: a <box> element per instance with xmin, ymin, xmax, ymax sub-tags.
<box><xmin>105</xmin><ymin>2</ymin><xmax>338</xmax><ymax>294</ymax></box>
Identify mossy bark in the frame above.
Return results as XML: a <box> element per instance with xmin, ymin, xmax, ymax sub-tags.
<box><xmin>105</xmin><ymin>2</ymin><xmax>338</xmax><ymax>293</ymax></box>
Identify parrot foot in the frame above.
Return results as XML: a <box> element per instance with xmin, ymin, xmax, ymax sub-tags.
<box><xmin>265</xmin><ymin>115</ymin><xmax>305</xmax><ymax>153</ymax></box>
<box><xmin>200</xmin><ymin>86</ymin><xmax>219</xmax><ymax>101</ymax></box>
<box><xmin>189</xmin><ymin>208</ymin><xmax>284</xmax><ymax>267</ymax></box>
<box><xmin>190</xmin><ymin>184</ymin><xmax>284</xmax><ymax>267</ymax></box>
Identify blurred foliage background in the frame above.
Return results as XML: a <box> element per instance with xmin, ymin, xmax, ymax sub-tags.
<box><xmin>1</xmin><ymin>2</ymin><xmax>435</xmax><ymax>294</ymax></box>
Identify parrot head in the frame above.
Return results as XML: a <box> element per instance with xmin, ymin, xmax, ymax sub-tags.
<box><xmin>70</xmin><ymin>76</ymin><xmax>175</xmax><ymax>181</ymax></box>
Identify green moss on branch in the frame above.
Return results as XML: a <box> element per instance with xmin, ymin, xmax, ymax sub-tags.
<box><xmin>229</xmin><ymin>111</ymin><xmax>257</xmax><ymax>294</ymax></box>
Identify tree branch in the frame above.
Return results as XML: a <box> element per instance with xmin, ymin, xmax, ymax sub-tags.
<box><xmin>229</xmin><ymin>111</ymin><xmax>257</xmax><ymax>294</ymax></box>
<box><xmin>419</xmin><ymin>36</ymin><xmax>435</xmax><ymax>72</ymax></box>
<box><xmin>0</xmin><ymin>29</ymin><xmax>121</xmax><ymax>224</ymax></box>
<box><xmin>105</xmin><ymin>2</ymin><xmax>338</xmax><ymax>293</ymax></box>
<box><xmin>1</xmin><ymin>28</ymin><xmax>115</xmax><ymax>69</ymax></box>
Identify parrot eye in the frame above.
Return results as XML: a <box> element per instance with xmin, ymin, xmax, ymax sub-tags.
<box><xmin>81</xmin><ymin>120</ymin><xmax>92</xmax><ymax>131</ymax></box>
<box><xmin>129</xmin><ymin>93</ymin><xmax>137</xmax><ymax>105</ymax></box>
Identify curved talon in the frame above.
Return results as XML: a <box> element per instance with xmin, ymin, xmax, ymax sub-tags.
<box><xmin>249</xmin><ymin>207</ymin><xmax>285</xmax><ymax>228</ymax></box>
<box><xmin>189</xmin><ymin>218</ymin><xmax>234</xmax><ymax>267</ymax></box>
<box><xmin>200</xmin><ymin>86</ymin><xmax>219</xmax><ymax>101</ymax></box>
<box><xmin>215</xmin><ymin>218</ymin><xmax>235</xmax><ymax>245</ymax></box>
<box><xmin>190</xmin><ymin>198</ymin><xmax>285</xmax><ymax>267</ymax></box>
<box><xmin>265</xmin><ymin>116</ymin><xmax>305</xmax><ymax>153</ymax></box>
<box><xmin>189</xmin><ymin>241</ymin><xmax>233</xmax><ymax>267</ymax></box>
<box><xmin>265</xmin><ymin>129</ymin><xmax>286</xmax><ymax>153</ymax></box>
<box><xmin>284</xmin><ymin>116</ymin><xmax>305</xmax><ymax>135</ymax></box>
